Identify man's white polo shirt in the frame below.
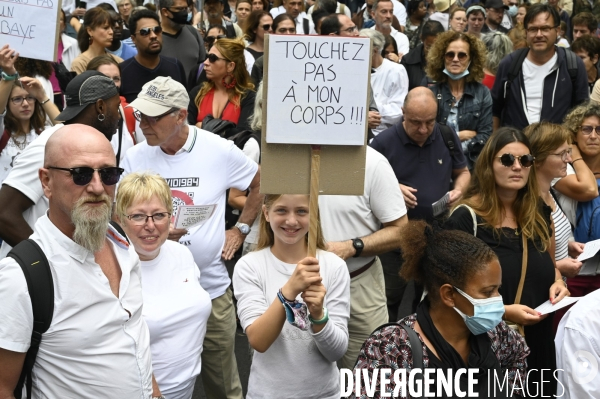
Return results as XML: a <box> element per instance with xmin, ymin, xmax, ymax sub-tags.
<box><xmin>0</xmin><ymin>215</ymin><xmax>152</xmax><ymax>398</ymax></box>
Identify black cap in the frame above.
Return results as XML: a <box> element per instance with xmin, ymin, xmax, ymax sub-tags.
<box><xmin>485</xmin><ymin>0</ymin><xmax>508</xmax><ymax>10</ymax></box>
<box><xmin>56</xmin><ymin>71</ymin><xmax>119</xmax><ymax>122</ymax></box>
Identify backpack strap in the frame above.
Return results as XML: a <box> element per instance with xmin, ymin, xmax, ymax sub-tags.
<box><xmin>505</xmin><ymin>47</ymin><xmax>529</xmax><ymax>100</ymax></box>
<box><xmin>438</xmin><ymin>123</ymin><xmax>456</xmax><ymax>155</ymax></box>
<box><xmin>303</xmin><ymin>18</ymin><xmax>310</xmax><ymax>35</ymax></box>
<box><xmin>562</xmin><ymin>47</ymin><xmax>580</xmax><ymax>106</ymax></box>
<box><xmin>9</xmin><ymin>239</ymin><xmax>53</xmax><ymax>399</ymax></box>
<box><xmin>0</xmin><ymin>128</ymin><xmax>11</xmax><ymax>153</ymax></box>
<box><xmin>224</xmin><ymin>20</ymin><xmax>236</xmax><ymax>38</ymax></box>
<box><xmin>110</xmin><ymin>220</ymin><xmax>130</xmax><ymax>244</ymax></box>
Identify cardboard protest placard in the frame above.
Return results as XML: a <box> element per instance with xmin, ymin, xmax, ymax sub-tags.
<box><xmin>0</xmin><ymin>0</ymin><xmax>62</xmax><ymax>62</ymax></box>
<box><xmin>261</xmin><ymin>34</ymin><xmax>370</xmax><ymax>196</ymax></box>
<box><xmin>265</xmin><ymin>35</ymin><xmax>371</xmax><ymax>146</ymax></box>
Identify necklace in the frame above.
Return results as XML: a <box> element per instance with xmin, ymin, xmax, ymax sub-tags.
<box><xmin>11</xmin><ymin>134</ymin><xmax>27</xmax><ymax>150</ymax></box>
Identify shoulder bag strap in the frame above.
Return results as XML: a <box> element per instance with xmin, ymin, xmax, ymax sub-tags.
<box><xmin>512</xmin><ymin>234</ymin><xmax>528</xmax><ymax>337</ymax></box>
<box><xmin>450</xmin><ymin>204</ymin><xmax>477</xmax><ymax>236</ymax></box>
<box><xmin>400</xmin><ymin>323</ymin><xmax>424</xmax><ymax>373</ymax></box>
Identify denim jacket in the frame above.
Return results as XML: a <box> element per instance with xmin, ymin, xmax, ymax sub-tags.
<box><xmin>429</xmin><ymin>81</ymin><xmax>492</xmax><ymax>167</ymax></box>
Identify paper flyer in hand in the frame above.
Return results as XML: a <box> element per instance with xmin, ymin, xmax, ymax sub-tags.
<box><xmin>432</xmin><ymin>192</ymin><xmax>450</xmax><ymax>217</ymax></box>
<box><xmin>174</xmin><ymin>205</ymin><xmax>217</xmax><ymax>229</ymax></box>
<box><xmin>534</xmin><ymin>296</ymin><xmax>582</xmax><ymax>315</ymax></box>
<box><xmin>577</xmin><ymin>238</ymin><xmax>600</xmax><ymax>262</ymax></box>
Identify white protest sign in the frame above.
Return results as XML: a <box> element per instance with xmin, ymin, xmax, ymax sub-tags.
<box><xmin>265</xmin><ymin>34</ymin><xmax>371</xmax><ymax>146</ymax></box>
<box><xmin>0</xmin><ymin>0</ymin><xmax>61</xmax><ymax>62</ymax></box>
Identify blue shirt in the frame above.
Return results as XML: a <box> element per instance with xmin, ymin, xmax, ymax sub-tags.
<box><xmin>370</xmin><ymin>118</ymin><xmax>467</xmax><ymax>221</ymax></box>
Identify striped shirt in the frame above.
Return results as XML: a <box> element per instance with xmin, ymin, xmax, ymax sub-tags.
<box><xmin>552</xmin><ymin>195</ymin><xmax>571</xmax><ymax>261</ymax></box>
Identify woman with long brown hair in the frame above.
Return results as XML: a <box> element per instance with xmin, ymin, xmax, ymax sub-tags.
<box><xmin>71</xmin><ymin>7</ymin><xmax>123</xmax><ymax>74</ymax></box>
<box><xmin>189</xmin><ymin>38</ymin><xmax>255</xmax><ymax>133</ymax></box>
<box><xmin>0</xmin><ymin>45</ymin><xmax>60</xmax><ymax>183</ymax></box>
<box><xmin>233</xmin><ymin>193</ymin><xmax>350</xmax><ymax>398</ymax></box>
<box><xmin>445</xmin><ymin>127</ymin><xmax>569</xmax><ymax>395</ymax></box>
<box><xmin>244</xmin><ymin>10</ymin><xmax>273</xmax><ymax>61</ymax></box>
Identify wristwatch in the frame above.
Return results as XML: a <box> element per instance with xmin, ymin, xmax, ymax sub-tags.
<box><xmin>352</xmin><ymin>238</ymin><xmax>364</xmax><ymax>258</ymax></box>
<box><xmin>235</xmin><ymin>222</ymin><xmax>251</xmax><ymax>235</ymax></box>
<box><xmin>1</xmin><ymin>71</ymin><xmax>18</xmax><ymax>81</ymax></box>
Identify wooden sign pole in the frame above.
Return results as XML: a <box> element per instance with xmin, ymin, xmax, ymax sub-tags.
<box><xmin>307</xmin><ymin>145</ymin><xmax>321</xmax><ymax>258</ymax></box>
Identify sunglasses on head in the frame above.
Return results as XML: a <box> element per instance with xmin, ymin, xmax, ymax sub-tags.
<box><xmin>205</xmin><ymin>34</ymin><xmax>226</xmax><ymax>44</ymax></box>
<box><xmin>47</xmin><ymin>166</ymin><xmax>124</xmax><ymax>186</ymax></box>
<box><xmin>136</xmin><ymin>26</ymin><xmax>162</xmax><ymax>36</ymax></box>
<box><xmin>496</xmin><ymin>153</ymin><xmax>535</xmax><ymax>168</ymax></box>
<box><xmin>445</xmin><ymin>51</ymin><xmax>468</xmax><ymax>61</ymax></box>
<box><xmin>206</xmin><ymin>53</ymin><xmax>229</xmax><ymax>63</ymax></box>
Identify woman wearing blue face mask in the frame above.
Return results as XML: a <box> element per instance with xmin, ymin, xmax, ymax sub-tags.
<box><xmin>425</xmin><ymin>30</ymin><xmax>492</xmax><ymax>169</ymax></box>
<box><xmin>350</xmin><ymin>220</ymin><xmax>529</xmax><ymax>399</ymax></box>
<box><xmin>446</xmin><ymin>127</ymin><xmax>570</xmax><ymax>396</ymax></box>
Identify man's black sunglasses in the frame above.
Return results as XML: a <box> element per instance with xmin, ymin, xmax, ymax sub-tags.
<box><xmin>47</xmin><ymin>166</ymin><xmax>124</xmax><ymax>186</ymax></box>
<box><xmin>136</xmin><ymin>26</ymin><xmax>162</xmax><ymax>36</ymax></box>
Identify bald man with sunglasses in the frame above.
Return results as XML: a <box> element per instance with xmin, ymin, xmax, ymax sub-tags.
<box><xmin>120</xmin><ymin>9</ymin><xmax>187</xmax><ymax>103</ymax></box>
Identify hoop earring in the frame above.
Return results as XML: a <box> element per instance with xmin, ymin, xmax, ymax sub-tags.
<box><xmin>222</xmin><ymin>73</ymin><xmax>236</xmax><ymax>90</ymax></box>
<box><xmin>98</xmin><ymin>113</ymin><xmax>105</xmax><ymax>122</ymax></box>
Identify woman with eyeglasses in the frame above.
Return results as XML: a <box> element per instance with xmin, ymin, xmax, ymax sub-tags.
<box><xmin>351</xmin><ymin>220</ymin><xmax>529</xmax><ymax>398</ymax></box>
<box><xmin>188</xmin><ymin>38</ymin><xmax>256</xmax><ymax>134</ymax></box>
<box><xmin>71</xmin><ymin>7</ymin><xmax>124</xmax><ymax>74</ymax></box>
<box><xmin>446</xmin><ymin>127</ymin><xmax>569</xmax><ymax>395</ymax></box>
<box><xmin>0</xmin><ymin>45</ymin><xmax>60</xmax><ymax>184</ymax></box>
<box><xmin>116</xmin><ymin>172</ymin><xmax>212</xmax><ymax>399</ymax></box>
<box><xmin>557</xmin><ymin>103</ymin><xmax>600</xmax><ymax>320</ymax></box>
<box><xmin>244</xmin><ymin>10</ymin><xmax>274</xmax><ymax>67</ymax></box>
<box><xmin>425</xmin><ymin>30</ymin><xmax>492</xmax><ymax>169</ymax></box>
<box><xmin>204</xmin><ymin>25</ymin><xmax>227</xmax><ymax>54</ymax></box>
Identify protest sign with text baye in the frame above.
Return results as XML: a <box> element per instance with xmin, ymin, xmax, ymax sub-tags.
<box><xmin>260</xmin><ymin>34</ymin><xmax>370</xmax><ymax>195</ymax></box>
<box><xmin>265</xmin><ymin>35</ymin><xmax>370</xmax><ymax>145</ymax></box>
<box><xmin>0</xmin><ymin>0</ymin><xmax>61</xmax><ymax>62</ymax></box>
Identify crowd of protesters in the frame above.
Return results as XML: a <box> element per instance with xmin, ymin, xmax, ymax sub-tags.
<box><xmin>2</xmin><ymin>0</ymin><xmax>600</xmax><ymax>398</ymax></box>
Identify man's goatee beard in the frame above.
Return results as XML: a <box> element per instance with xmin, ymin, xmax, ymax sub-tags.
<box><xmin>71</xmin><ymin>195</ymin><xmax>112</xmax><ymax>253</ymax></box>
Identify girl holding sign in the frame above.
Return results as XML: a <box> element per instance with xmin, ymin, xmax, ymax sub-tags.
<box><xmin>0</xmin><ymin>45</ymin><xmax>60</xmax><ymax>184</ymax></box>
<box><xmin>233</xmin><ymin>194</ymin><xmax>350</xmax><ymax>399</ymax></box>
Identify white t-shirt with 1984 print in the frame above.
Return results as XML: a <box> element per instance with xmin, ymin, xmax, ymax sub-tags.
<box><xmin>121</xmin><ymin>126</ymin><xmax>258</xmax><ymax>299</ymax></box>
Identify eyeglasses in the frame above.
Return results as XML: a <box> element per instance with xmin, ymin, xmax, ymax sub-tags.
<box><xmin>276</xmin><ymin>28</ymin><xmax>296</xmax><ymax>33</ymax></box>
<box><xmin>134</xmin><ymin>108</ymin><xmax>177</xmax><ymax>125</ymax></box>
<box><xmin>580</xmin><ymin>125</ymin><xmax>600</xmax><ymax>135</ymax></box>
<box><xmin>496</xmin><ymin>153</ymin><xmax>535</xmax><ymax>168</ymax></box>
<box><xmin>10</xmin><ymin>96</ymin><xmax>36</xmax><ymax>105</ymax></box>
<box><xmin>47</xmin><ymin>166</ymin><xmax>124</xmax><ymax>186</ymax></box>
<box><xmin>125</xmin><ymin>212</ymin><xmax>171</xmax><ymax>225</ymax></box>
<box><xmin>342</xmin><ymin>25</ymin><xmax>358</xmax><ymax>33</ymax></box>
<box><xmin>526</xmin><ymin>25</ymin><xmax>557</xmax><ymax>34</ymax></box>
<box><xmin>205</xmin><ymin>34</ymin><xmax>226</xmax><ymax>45</ymax></box>
<box><xmin>549</xmin><ymin>148</ymin><xmax>573</xmax><ymax>162</ymax></box>
<box><xmin>445</xmin><ymin>51</ymin><xmax>468</xmax><ymax>61</ymax></box>
<box><xmin>136</xmin><ymin>26</ymin><xmax>162</xmax><ymax>36</ymax></box>
<box><xmin>206</xmin><ymin>53</ymin><xmax>229</xmax><ymax>63</ymax></box>
<box><xmin>262</xmin><ymin>24</ymin><xmax>272</xmax><ymax>31</ymax></box>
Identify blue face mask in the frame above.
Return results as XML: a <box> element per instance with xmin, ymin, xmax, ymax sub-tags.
<box><xmin>453</xmin><ymin>287</ymin><xmax>505</xmax><ymax>335</ymax></box>
<box><xmin>187</xmin><ymin>11</ymin><xmax>193</xmax><ymax>22</ymax></box>
<box><xmin>508</xmin><ymin>5</ymin><xmax>518</xmax><ymax>17</ymax></box>
<box><xmin>443</xmin><ymin>62</ymin><xmax>470</xmax><ymax>80</ymax></box>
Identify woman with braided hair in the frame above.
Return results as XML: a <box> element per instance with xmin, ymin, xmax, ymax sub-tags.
<box><xmin>445</xmin><ymin>127</ymin><xmax>570</xmax><ymax>395</ymax></box>
<box><xmin>350</xmin><ymin>220</ymin><xmax>529</xmax><ymax>399</ymax></box>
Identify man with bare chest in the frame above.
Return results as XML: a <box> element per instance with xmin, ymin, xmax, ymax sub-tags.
<box><xmin>0</xmin><ymin>126</ymin><xmax>155</xmax><ymax>399</ymax></box>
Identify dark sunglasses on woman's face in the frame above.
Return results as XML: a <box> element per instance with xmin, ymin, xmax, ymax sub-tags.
<box><xmin>262</xmin><ymin>24</ymin><xmax>272</xmax><ymax>31</ymax></box>
<box><xmin>444</xmin><ymin>51</ymin><xmax>468</xmax><ymax>61</ymax></box>
<box><xmin>136</xmin><ymin>26</ymin><xmax>162</xmax><ymax>36</ymax></box>
<box><xmin>205</xmin><ymin>34</ymin><xmax>226</xmax><ymax>45</ymax></box>
<box><xmin>206</xmin><ymin>53</ymin><xmax>229</xmax><ymax>63</ymax></box>
<box><xmin>47</xmin><ymin>166</ymin><xmax>124</xmax><ymax>186</ymax></box>
<box><xmin>496</xmin><ymin>153</ymin><xmax>535</xmax><ymax>168</ymax></box>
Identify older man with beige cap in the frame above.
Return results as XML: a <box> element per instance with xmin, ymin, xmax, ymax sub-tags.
<box><xmin>123</xmin><ymin>76</ymin><xmax>261</xmax><ymax>399</ymax></box>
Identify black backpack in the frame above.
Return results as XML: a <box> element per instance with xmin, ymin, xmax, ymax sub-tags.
<box><xmin>11</xmin><ymin>221</ymin><xmax>129</xmax><ymax>399</ymax></box>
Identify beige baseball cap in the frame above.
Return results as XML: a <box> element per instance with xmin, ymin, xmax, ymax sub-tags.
<box><xmin>128</xmin><ymin>77</ymin><xmax>189</xmax><ymax>116</ymax></box>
